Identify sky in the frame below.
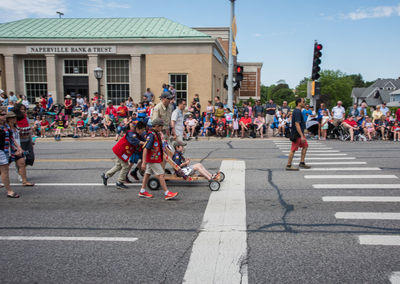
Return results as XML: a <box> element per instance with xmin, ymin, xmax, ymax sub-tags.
<box><xmin>1</xmin><ymin>0</ymin><xmax>400</xmax><ymax>88</ymax></box>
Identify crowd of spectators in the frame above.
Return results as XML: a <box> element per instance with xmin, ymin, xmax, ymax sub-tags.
<box><xmin>1</xmin><ymin>87</ymin><xmax>400</xmax><ymax>142</ymax></box>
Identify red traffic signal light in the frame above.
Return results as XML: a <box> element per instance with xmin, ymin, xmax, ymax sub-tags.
<box><xmin>311</xmin><ymin>42</ymin><xmax>323</xmax><ymax>80</ymax></box>
<box><xmin>235</xmin><ymin>65</ymin><xmax>244</xmax><ymax>83</ymax></box>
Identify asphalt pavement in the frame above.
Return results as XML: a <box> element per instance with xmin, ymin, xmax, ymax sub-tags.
<box><xmin>0</xmin><ymin>137</ymin><xmax>399</xmax><ymax>283</ymax></box>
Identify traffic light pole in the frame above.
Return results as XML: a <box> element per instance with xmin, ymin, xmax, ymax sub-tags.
<box><xmin>227</xmin><ymin>0</ymin><xmax>235</xmax><ymax>110</ymax></box>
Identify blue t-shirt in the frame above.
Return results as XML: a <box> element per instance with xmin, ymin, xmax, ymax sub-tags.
<box><xmin>302</xmin><ymin>109</ymin><xmax>313</xmax><ymax>122</ymax></box>
<box><xmin>317</xmin><ymin>108</ymin><xmax>327</xmax><ymax>120</ymax></box>
<box><xmin>47</xmin><ymin>97</ymin><xmax>53</xmax><ymax>109</ymax></box>
<box><xmin>137</xmin><ymin>107</ymin><xmax>147</xmax><ymax>118</ymax></box>
<box><xmin>172</xmin><ymin>151</ymin><xmax>184</xmax><ymax>167</ymax></box>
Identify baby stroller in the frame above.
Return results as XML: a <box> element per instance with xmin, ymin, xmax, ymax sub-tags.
<box><xmin>306</xmin><ymin>118</ymin><xmax>319</xmax><ymax>138</ymax></box>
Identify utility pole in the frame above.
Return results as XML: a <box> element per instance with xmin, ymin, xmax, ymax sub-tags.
<box><xmin>227</xmin><ymin>0</ymin><xmax>235</xmax><ymax>110</ymax></box>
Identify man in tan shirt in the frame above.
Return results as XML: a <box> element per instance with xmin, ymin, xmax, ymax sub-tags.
<box><xmin>151</xmin><ymin>92</ymin><xmax>173</xmax><ymax>138</ymax></box>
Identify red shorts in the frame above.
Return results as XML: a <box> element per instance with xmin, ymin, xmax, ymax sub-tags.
<box><xmin>291</xmin><ymin>137</ymin><xmax>308</xmax><ymax>152</ymax></box>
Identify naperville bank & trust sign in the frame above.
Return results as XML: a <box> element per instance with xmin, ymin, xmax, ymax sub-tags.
<box><xmin>27</xmin><ymin>46</ymin><xmax>116</xmax><ymax>54</ymax></box>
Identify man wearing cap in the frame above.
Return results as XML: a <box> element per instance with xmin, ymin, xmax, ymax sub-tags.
<box><xmin>151</xmin><ymin>92</ymin><xmax>173</xmax><ymax>138</ymax></box>
<box><xmin>171</xmin><ymin>99</ymin><xmax>187</xmax><ymax>145</ymax></box>
<box><xmin>76</xmin><ymin>94</ymin><xmax>84</xmax><ymax>106</ymax></box>
<box><xmin>140</xmin><ymin>118</ymin><xmax>178</xmax><ymax>200</ymax></box>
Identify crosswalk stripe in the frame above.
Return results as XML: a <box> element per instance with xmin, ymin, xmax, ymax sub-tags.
<box><xmin>335</xmin><ymin>212</ymin><xmax>400</xmax><ymax>220</ymax></box>
<box><xmin>313</xmin><ymin>184</ymin><xmax>400</xmax><ymax>189</ymax></box>
<box><xmin>184</xmin><ymin>160</ymin><xmax>248</xmax><ymax>283</ymax></box>
<box><xmin>281</xmin><ymin>150</ymin><xmax>338</xmax><ymax>152</ymax></box>
<box><xmin>306</xmin><ymin>162</ymin><xmax>367</xmax><ymax>165</ymax></box>
<box><xmin>323</xmin><ymin>196</ymin><xmax>400</xmax><ymax>202</ymax></box>
<box><xmin>305</xmin><ymin>175</ymin><xmax>397</xmax><ymax>179</ymax></box>
<box><xmin>293</xmin><ymin>157</ymin><xmax>355</xmax><ymax>160</ymax></box>
<box><xmin>359</xmin><ymin>235</ymin><xmax>400</xmax><ymax>246</ymax></box>
<box><xmin>390</xmin><ymin>272</ymin><xmax>400</xmax><ymax>283</ymax></box>
<box><xmin>302</xmin><ymin>167</ymin><xmax>381</xmax><ymax>171</ymax></box>
<box><xmin>285</xmin><ymin>153</ymin><xmax>347</xmax><ymax>156</ymax></box>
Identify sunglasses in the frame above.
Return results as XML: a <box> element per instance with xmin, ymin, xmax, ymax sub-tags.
<box><xmin>0</xmin><ymin>113</ymin><xmax>6</xmax><ymax>116</ymax></box>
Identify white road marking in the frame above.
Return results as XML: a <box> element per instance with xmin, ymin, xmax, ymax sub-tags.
<box><xmin>302</xmin><ymin>167</ymin><xmax>381</xmax><ymax>171</ymax></box>
<box><xmin>306</xmin><ymin>162</ymin><xmax>367</xmax><ymax>165</ymax></box>
<box><xmin>293</xmin><ymin>157</ymin><xmax>355</xmax><ymax>160</ymax></box>
<box><xmin>323</xmin><ymin>196</ymin><xmax>400</xmax><ymax>202</ymax></box>
<box><xmin>5</xmin><ymin>183</ymin><xmax>141</xmax><ymax>187</ymax></box>
<box><xmin>305</xmin><ymin>175</ymin><xmax>397</xmax><ymax>179</ymax></box>
<box><xmin>314</xmin><ymin>184</ymin><xmax>400</xmax><ymax>189</ymax></box>
<box><xmin>335</xmin><ymin>212</ymin><xmax>400</xmax><ymax>220</ymax></box>
<box><xmin>390</xmin><ymin>272</ymin><xmax>400</xmax><ymax>283</ymax></box>
<box><xmin>359</xmin><ymin>235</ymin><xmax>400</xmax><ymax>246</ymax></box>
<box><xmin>183</xmin><ymin>160</ymin><xmax>247</xmax><ymax>284</ymax></box>
<box><xmin>285</xmin><ymin>153</ymin><xmax>347</xmax><ymax>156</ymax></box>
<box><xmin>0</xmin><ymin>236</ymin><xmax>138</xmax><ymax>242</ymax></box>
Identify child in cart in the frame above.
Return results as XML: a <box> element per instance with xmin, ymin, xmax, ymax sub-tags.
<box><xmin>171</xmin><ymin>140</ymin><xmax>219</xmax><ymax>180</ymax></box>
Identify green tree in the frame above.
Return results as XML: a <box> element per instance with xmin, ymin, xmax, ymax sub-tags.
<box><xmin>319</xmin><ymin>70</ymin><xmax>354</xmax><ymax>108</ymax></box>
<box><xmin>260</xmin><ymin>84</ymin><xmax>269</xmax><ymax>103</ymax></box>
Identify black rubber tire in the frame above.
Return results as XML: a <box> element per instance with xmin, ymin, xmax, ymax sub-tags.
<box><xmin>219</xmin><ymin>172</ymin><xmax>225</xmax><ymax>182</ymax></box>
<box><xmin>209</xmin><ymin>180</ymin><xmax>220</xmax><ymax>191</ymax></box>
<box><xmin>147</xmin><ymin>177</ymin><xmax>160</xmax><ymax>190</ymax></box>
<box><xmin>165</xmin><ymin>169</ymin><xmax>172</xmax><ymax>175</ymax></box>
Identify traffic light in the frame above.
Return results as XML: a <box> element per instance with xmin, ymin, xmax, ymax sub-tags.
<box><xmin>235</xmin><ymin>65</ymin><xmax>244</xmax><ymax>82</ymax></box>
<box><xmin>311</xmin><ymin>42</ymin><xmax>323</xmax><ymax>80</ymax></box>
<box><xmin>311</xmin><ymin>81</ymin><xmax>321</xmax><ymax>97</ymax></box>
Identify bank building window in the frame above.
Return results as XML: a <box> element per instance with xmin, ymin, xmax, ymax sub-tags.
<box><xmin>106</xmin><ymin>60</ymin><xmax>130</xmax><ymax>105</ymax></box>
<box><xmin>64</xmin><ymin>59</ymin><xmax>88</xmax><ymax>74</ymax></box>
<box><xmin>169</xmin><ymin>74</ymin><xmax>187</xmax><ymax>101</ymax></box>
<box><xmin>24</xmin><ymin>59</ymin><xmax>48</xmax><ymax>103</ymax></box>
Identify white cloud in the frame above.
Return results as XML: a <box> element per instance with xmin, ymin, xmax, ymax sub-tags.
<box><xmin>0</xmin><ymin>0</ymin><xmax>66</xmax><ymax>22</ymax></box>
<box><xmin>253</xmin><ymin>33</ymin><xmax>262</xmax><ymax>37</ymax></box>
<box><xmin>83</xmin><ymin>0</ymin><xmax>131</xmax><ymax>10</ymax></box>
<box><xmin>346</xmin><ymin>3</ymin><xmax>400</xmax><ymax>20</ymax></box>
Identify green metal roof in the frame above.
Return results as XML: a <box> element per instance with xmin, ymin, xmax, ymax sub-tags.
<box><xmin>0</xmin><ymin>17</ymin><xmax>210</xmax><ymax>39</ymax></box>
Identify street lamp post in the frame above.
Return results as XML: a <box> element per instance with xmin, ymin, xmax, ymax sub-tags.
<box><xmin>94</xmin><ymin>67</ymin><xmax>103</xmax><ymax>98</ymax></box>
<box><xmin>227</xmin><ymin>0</ymin><xmax>236</xmax><ymax>110</ymax></box>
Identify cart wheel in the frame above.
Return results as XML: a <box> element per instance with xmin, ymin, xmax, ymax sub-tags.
<box><xmin>147</xmin><ymin>177</ymin><xmax>160</xmax><ymax>190</ymax></box>
<box><xmin>165</xmin><ymin>169</ymin><xmax>172</xmax><ymax>175</ymax></box>
<box><xmin>209</xmin><ymin>180</ymin><xmax>220</xmax><ymax>191</ymax></box>
<box><xmin>218</xmin><ymin>172</ymin><xmax>225</xmax><ymax>182</ymax></box>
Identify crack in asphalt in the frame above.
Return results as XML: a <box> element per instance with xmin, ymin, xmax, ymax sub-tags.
<box><xmin>262</xmin><ymin>169</ymin><xmax>296</xmax><ymax>233</ymax></box>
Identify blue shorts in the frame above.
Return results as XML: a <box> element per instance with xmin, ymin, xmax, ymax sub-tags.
<box><xmin>129</xmin><ymin>152</ymin><xmax>142</xmax><ymax>164</ymax></box>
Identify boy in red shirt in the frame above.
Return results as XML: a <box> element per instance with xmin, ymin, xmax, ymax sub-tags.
<box><xmin>73</xmin><ymin>116</ymin><xmax>85</xmax><ymax>138</ymax></box>
<box><xmin>40</xmin><ymin>116</ymin><xmax>50</xmax><ymax>138</ymax></box>
<box><xmin>117</xmin><ymin>101</ymin><xmax>128</xmax><ymax>120</ymax></box>
<box><xmin>140</xmin><ymin>119</ymin><xmax>178</xmax><ymax>200</ymax></box>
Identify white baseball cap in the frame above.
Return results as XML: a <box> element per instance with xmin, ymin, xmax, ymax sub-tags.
<box><xmin>0</xmin><ymin>89</ymin><xmax>4</xmax><ymax>95</ymax></box>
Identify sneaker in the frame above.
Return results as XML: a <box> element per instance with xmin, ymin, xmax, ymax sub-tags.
<box><xmin>138</xmin><ymin>191</ymin><xmax>153</xmax><ymax>198</ymax></box>
<box><xmin>285</xmin><ymin>165</ymin><xmax>299</xmax><ymax>171</ymax></box>
<box><xmin>299</xmin><ymin>163</ymin><xmax>311</xmax><ymax>169</ymax></box>
<box><xmin>130</xmin><ymin>170</ymin><xmax>139</xmax><ymax>181</ymax></box>
<box><xmin>116</xmin><ymin>182</ymin><xmax>128</xmax><ymax>190</ymax></box>
<box><xmin>101</xmin><ymin>173</ymin><xmax>108</xmax><ymax>186</ymax></box>
<box><xmin>165</xmin><ymin>191</ymin><xmax>179</xmax><ymax>200</ymax></box>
